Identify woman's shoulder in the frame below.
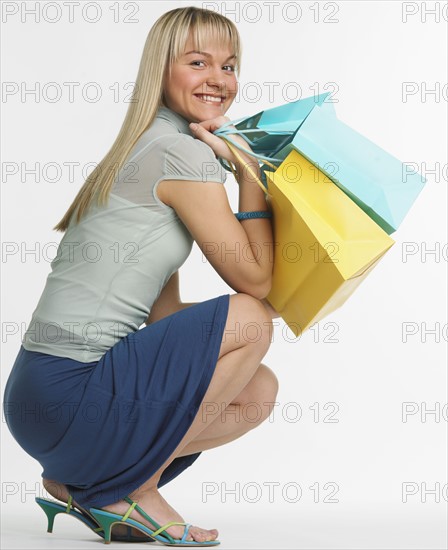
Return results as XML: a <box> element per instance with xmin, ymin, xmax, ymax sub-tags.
<box><xmin>161</xmin><ymin>134</ymin><xmax>227</xmax><ymax>184</ymax></box>
<box><xmin>136</xmin><ymin>117</ymin><xmax>179</xmax><ymax>150</ymax></box>
<box><xmin>135</xmin><ymin>118</ymin><xmax>210</xmax><ymax>158</ymax></box>
<box><xmin>135</xmin><ymin>122</ymin><xmax>225</xmax><ymax>179</ymax></box>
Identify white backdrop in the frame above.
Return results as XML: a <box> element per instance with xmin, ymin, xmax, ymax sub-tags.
<box><xmin>1</xmin><ymin>1</ymin><xmax>447</xmax><ymax>549</ymax></box>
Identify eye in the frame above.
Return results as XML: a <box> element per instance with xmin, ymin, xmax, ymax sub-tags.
<box><xmin>190</xmin><ymin>60</ymin><xmax>235</xmax><ymax>73</ymax></box>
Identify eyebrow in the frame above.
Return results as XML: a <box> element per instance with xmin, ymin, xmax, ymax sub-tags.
<box><xmin>184</xmin><ymin>50</ymin><xmax>236</xmax><ymax>61</ymax></box>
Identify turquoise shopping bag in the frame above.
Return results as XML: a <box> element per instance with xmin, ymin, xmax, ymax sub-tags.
<box><xmin>214</xmin><ymin>94</ymin><xmax>426</xmax><ymax>234</ymax></box>
<box><xmin>215</xmin><ymin>91</ymin><xmax>335</xmax><ymax>164</ymax></box>
<box><xmin>239</xmin><ymin>90</ymin><xmax>335</xmax><ymax>132</ymax></box>
<box><xmin>273</xmin><ymin>104</ymin><xmax>427</xmax><ymax>234</ymax></box>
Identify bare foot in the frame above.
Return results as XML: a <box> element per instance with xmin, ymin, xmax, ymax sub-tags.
<box><xmin>42</xmin><ymin>478</ymin><xmax>145</xmax><ymax>539</ymax></box>
<box><xmin>103</xmin><ymin>486</ymin><xmax>219</xmax><ymax>543</ymax></box>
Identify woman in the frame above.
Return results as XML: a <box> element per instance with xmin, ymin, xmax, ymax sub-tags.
<box><xmin>3</xmin><ymin>6</ymin><xmax>279</xmax><ymax>547</ymax></box>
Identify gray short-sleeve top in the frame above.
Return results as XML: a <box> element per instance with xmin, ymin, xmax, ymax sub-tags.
<box><xmin>21</xmin><ymin>106</ymin><xmax>227</xmax><ymax>363</ymax></box>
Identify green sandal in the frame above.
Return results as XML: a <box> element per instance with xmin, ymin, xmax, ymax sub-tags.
<box><xmin>35</xmin><ymin>495</ymin><xmax>154</xmax><ymax>542</ymax></box>
<box><xmin>89</xmin><ymin>496</ymin><xmax>220</xmax><ymax>546</ymax></box>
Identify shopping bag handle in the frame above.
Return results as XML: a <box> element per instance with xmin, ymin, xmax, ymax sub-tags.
<box><xmin>219</xmin><ymin>136</ymin><xmax>274</xmax><ymax>199</ymax></box>
<box><xmin>214</xmin><ymin>133</ymin><xmax>285</xmax><ymax>164</ymax></box>
<box><xmin>214</xmin><ymin>126</ymin><xmax>293</xmax><ymax>164</ymax></box>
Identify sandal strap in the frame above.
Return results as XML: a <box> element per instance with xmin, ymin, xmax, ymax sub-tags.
<box><xmin>65</xmin><ymin>495</ymin><xmax>73</xmax><ymax>513</ymax></box>
<box><xmin>152</xmin><ymin>521</ymin><xmax>191</xmax><ymax>540</ymax></box>
<box><xmin>123</xmin><ymin>496</ymin><xmax>188</xmax><ymax>543</ymax></box>
<box><xmin>123</xmin><ymin>496</ymin><xmax>163</xmax><ymax>532</ymax></box>
<box><xmin>122</xmin><ymin>500</ymin><xmax>137</xmax><ymax>522</ymax></box>
<box><xmin>181</xmin><ymin>523</ymin><xmax>193</xmax><ymax>543</ymax></box>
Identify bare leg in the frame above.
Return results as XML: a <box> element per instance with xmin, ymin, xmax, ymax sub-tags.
<box><xmin>100</xmin><ymin>294</ymin><xmax>273</xmax><ymax>543</ymax></box>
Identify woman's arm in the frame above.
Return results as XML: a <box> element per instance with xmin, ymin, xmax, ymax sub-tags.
<box><xmin>187</xmin><ymin>119</ymin><xmax>274</xmax><ymax>297</ymax></box>
<box><xmin>232</xmin><ymin>149</ymin><xmax>274</xmax><ymax>283</ymax></box>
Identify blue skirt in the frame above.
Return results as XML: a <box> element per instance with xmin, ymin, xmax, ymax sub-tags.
<box><xmin>3</xmin><ymin>294</ymin><xmax>230</xmax><ymax>509</ymax></box>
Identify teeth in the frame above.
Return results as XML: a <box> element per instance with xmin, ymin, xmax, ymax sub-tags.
<box><xmin>195</xmin><ymin>95</ymin><xmax>223</xmax><ymax>103</ymax></box>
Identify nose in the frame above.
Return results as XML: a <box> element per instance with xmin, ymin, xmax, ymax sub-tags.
<box><xmin>205</xmin><ymin>78</ymin><xmax>224</xmax><ymax>92</ymax></box>
<box><xmin>204</xmin><ymin>66</ymin><xmax>227</xmax><ymax>96</ymax></box>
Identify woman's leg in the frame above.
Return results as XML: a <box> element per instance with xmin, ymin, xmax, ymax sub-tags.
<box><xmin>42</xmin><ymin>361</ymin><xmax>278</xmax><ymax>540</ymax></box>
<box><xmin>99</xmin><ymin>293</ymin><xmax>273</xmax><ymax>543</ymax></box>
<box><xmin>177</xmin><ymin>362</ymin><xmax>279</xmax><ymax>456</ymax></box>
<box><xmin>46</xmin><ymin>294</ymin><xmax>274</xmax><ymax>543</ymax></box>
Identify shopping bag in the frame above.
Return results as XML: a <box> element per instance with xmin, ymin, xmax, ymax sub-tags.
<box><xmin>214</xmin><ymin>94</ymin><xmax>426</xmax><ymax>234</ymax></box>
<box><xmin>273</xmin><ymin>104</ymin><xmax>426</xmax><ymax>234</ymax></box>
<box><xmin>214</xmin><ymin>92</ymin><xmax>335</xmax><ymax>171</ymax></box>
<box><xmin>222</xmin><ymin>138</ymin><xmax>395</xmax><ymax>336</ymax></box>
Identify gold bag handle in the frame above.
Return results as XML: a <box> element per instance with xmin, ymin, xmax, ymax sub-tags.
<box><xmin>219</xmin><ymin>136</ymin><xmax>275</xmax><ymax>199</ymax></box>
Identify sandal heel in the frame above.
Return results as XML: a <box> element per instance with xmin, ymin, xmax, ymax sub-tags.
<box><xmin>35</xmin><ymin>498</ymin><xmax>64</xmax><ymax>533</ymax></box>
<box><xmin>88</xmin><ymin>509</ymin><xmax>119</xmax><ymax>544</ymax></box>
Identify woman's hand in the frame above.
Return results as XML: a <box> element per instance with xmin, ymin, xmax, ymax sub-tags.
<box><xmin>189</xmin><ymin>116</ymin><xmax>256</xmax><ymax>167</ymax></box>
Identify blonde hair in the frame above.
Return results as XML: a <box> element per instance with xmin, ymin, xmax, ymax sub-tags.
<box><xmin>53</xmin><ymin>6</ymin><xmax>242</xmax><ymax>233</ymax></box>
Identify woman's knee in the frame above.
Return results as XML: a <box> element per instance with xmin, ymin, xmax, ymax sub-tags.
<box><xmin>258</xmin><ymin>364</ymin><xmax>279</xmax><ymax>403</ymax></box>
<box><xmin>234</xmin><ymin>364</ymin><xmax>279</xmax><ymax>429</ymax></box>
<box><xmin>219</xmin><ymin>293</ymin><xmax>273</xmax><ymax>356</ymax></box>
<box><xmin>233</xmin><ymin>363</ymin><xmax>279</xmax><ymax>408</ymax></box>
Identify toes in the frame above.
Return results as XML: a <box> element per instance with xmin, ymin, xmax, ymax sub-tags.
<box><xmin>189</xmin><ymin>527</ymin><xmax>209</xmax><ymax>542</ymax></box>
<box><xmin>195</xmin><ymin>528</ymin><xmax>217</xmax><ymax>542</ymax></box>
<box><xmin>191</xmin><ymin>528</ymin><xmax>203</xmax><ymax>542</ymax></box>
<box><xmin>180</xmin><ymin>525</ymin><xmax>218</xmax><ymax>543</ymax></box>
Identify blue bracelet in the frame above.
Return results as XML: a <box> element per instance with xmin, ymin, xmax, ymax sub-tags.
<box><xmin>234</xmin><ymin>210</ymin><xmax>272</xmax><ymax>221</ymax></box>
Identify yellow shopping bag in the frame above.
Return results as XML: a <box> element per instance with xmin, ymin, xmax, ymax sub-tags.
<box><xmin>223</xmin><ymin>140</ymin><xmax>395</xmax><ymax>337</ymax></box>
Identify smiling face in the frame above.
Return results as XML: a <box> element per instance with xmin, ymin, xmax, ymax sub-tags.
<box><xmin>162</xmin><ymin>33</ymin><xmax>238</xmax><ymax>123</ymax></box>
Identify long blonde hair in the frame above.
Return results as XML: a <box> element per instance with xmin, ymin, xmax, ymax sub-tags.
<box><xmin>53</xmin><ymin>6</ymin><xmax>242</xmax><ymax>233</ymax></box>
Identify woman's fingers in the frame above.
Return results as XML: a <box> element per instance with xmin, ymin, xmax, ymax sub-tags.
<box><xmin>189</xmin><ymin>122</ymin><xmax>231</xmax><ymax>161</ymax></box>
<box><xmin>196</xmin><ymin>116</ymin><xmax>230</xmax><ymax>134</ymax></box>
<box><xmin>189</xmin><ymin>119</ymin><xmax>257</xmax><ymax>167</ymax></box>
